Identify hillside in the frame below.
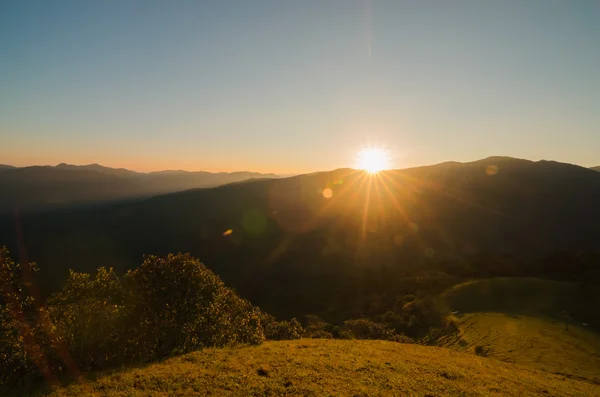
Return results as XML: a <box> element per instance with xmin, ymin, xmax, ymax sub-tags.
<box><xmin>438</xmin><ymin>278</ymin><xmax>600</xmax><ymax>382</ymax></box>
<box><xmin>1</xmin><ymin>157</ymin><xmax>600</xmax><ymax>319</ymax></box>
<box><xmin>439</xmin><ymin>313</ymin><xmax>600</xmax><ymax>383</ymax></box>
<box><xmin>0</xmin><ymin>164</ymin><xmax>277</xmax><ymax>213</ymax></box>
<box><xmin>441</xmin><ymin>278</ymin><xmax>600</xmax><ymax>327</ymax></box>
<box><xmin>15</xmin><ymin>340</ymin><xmax>600</xmax><ymax>397</ymax></box>
<box><xmin>592</xmin><ymin>166</ymin><xmax>600</xmax><ymax>172</ymax></box>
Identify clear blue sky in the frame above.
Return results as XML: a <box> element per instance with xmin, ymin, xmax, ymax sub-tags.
<box><xmin>1</xmin><ymin>1</ymin><xmax>599</xmax><ymax>173</ymax></box>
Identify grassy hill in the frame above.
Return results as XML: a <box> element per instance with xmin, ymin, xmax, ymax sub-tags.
<box><xmin>439</xmin><ymin>278</ymin><xmax>600</xmax><ymax>383</ymax></box>
<box><xmin>8</xmin><ymin>339</ymin><xmax>599</xmax><ymax>397</ymax></box>
<box><xmin>439</xmin><ymin>313</ymin><xmax>600</xmax><ymax>383</ymax></box>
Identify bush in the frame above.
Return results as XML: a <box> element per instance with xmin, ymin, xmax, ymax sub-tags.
<box><xmin>261</xmin><ymin>313</ymin><xmax>303</xmax><ymax>340</ymax></box>
<box><xmin>475</xmin><ymin>345</ymin><xmax>490</xmax><ymax>357</ymax></box>
<box><xmin>125</xmin><ymin>253</ymin><xmax>264</xmax><ymax>357</ymax></box>
<box><xmin>47</xmin><ymin>267</ymin><xmax>131</xmax><ymax>370</ymax></box>
<box><xmin>379</xmin><ymin>295</ymin><xmax>446</xmax><ymax>339</ymax></box>
<box><xmin>343</xmin><ymin>318</ymin><xmax>411</xmax><ymax>343</ymax></box>
<box><xmin>302</xmin><ymin>315</ymin><xmax>330</xmax><ymax>335</ymax></box>
<box><xmin>329</xmin><ymin>326</ymin><xmax>354</xmax><ymax>340</ymax></box>
<box><xmin>0</xmin><ymin>249</ymin><xmax>266</xmax><ymax>386</ymax></box>
<box><xmin>309</xmin><ymin>330</ymin><xmax>333</xmax><ymax>339</ymax></box>
<box><xmin>0</xmin><ymin>247</ymin><xmax>47</xmax><ymax>386</ymax></box>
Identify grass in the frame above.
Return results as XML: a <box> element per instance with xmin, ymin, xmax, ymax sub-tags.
<box><xmin>7</xmin><ymin>339</ymin><xmax>599</xmax><ymax>396</ymax></box>
<box><xmin>439</xmin><ymin>312</ymin><xmax>600</xmax><ymax>383</ymax></box>
<box><xmin>439</xmin><ymin>277</ymin><xmax>600</xmax><ymax>383</ymax></box>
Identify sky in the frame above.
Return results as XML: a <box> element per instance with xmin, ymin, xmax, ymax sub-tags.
<box><xmin>1</xmin><ymin>1</ymin><xmax>599</xmax><ymax>174</ymax></box>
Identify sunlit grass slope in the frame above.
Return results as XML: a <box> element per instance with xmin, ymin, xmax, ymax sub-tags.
<box><xmin>17</xmin><ymin>339</ymin><xmax>600</xmax><ymax>397</ymax></box>
<box><xmin>440</xmin><ymin>278</ymin><xmax>600</xmax><ymax>383</ymax></box>
<box><xmin>439</xmin><ymin>313</ymin><xmax>600</xmax><ymax>383</ymax></box>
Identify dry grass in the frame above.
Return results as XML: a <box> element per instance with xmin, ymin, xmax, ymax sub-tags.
<box><xmin>439</xmin><ymin>277</ymin><xmax>600</xmax><ymax>384</ymax></box>
<box><xmin>439</xmin><ymin>312</ymin><xmax>600</xmax><ymax>383</ymax></box>
<box><xmin>9</xmin><ymin>339</ymin><xmax>599</xmax><ymax>396</ymax></box>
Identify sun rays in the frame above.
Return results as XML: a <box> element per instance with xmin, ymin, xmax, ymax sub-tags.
<box><xmin>264</xmin><ymin>150</ymin><xmax>503</xmax><ymax>265</ymax></box>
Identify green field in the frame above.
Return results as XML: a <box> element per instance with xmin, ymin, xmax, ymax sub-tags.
<box><xmin>9</xmin><ymin>339</ymin><xmax>600</xmax><ymax>397</ymax></box>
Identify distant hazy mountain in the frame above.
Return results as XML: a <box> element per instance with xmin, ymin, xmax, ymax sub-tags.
<box><xmin>592</xmin><ymin>166</ymin><xmax>600</xmax><ymax>172</ymax></box>
<box><xmin>2</xmin><ymin>156</ymin><xmax>600</xmax><ymax>317</ymax></box>
<box><xmin>55</xmin><ymin>162</ymin><xmax>139</xmax><ymax>177</ymax></box>
<box><xmin>0</xmin><ymin>163</ymin><xmax>278</xmax><ymax>213</ymax></box>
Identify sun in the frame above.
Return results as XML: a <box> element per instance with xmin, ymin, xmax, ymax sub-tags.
<box><xmin>356</xmin><ymin>148</ymin><xmax>390</xmax><ymax>173</ymax></box>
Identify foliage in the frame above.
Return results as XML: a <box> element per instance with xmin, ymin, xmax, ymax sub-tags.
<box><xmin>309</xmin><ymin>330</ymin><xmax>334</xmax><ymax>339</ymax></box>
<box><xmin>0</xmin><ymin>249</ymin><xmax>265</xmax><ymax>386</ymax></box>
<box><xmin>375</xmin><ymin>294</ymin><xmax>447</xmax><ymax>340</ymax></box>
<box><xmin>474</xmin><ymin>345</ymin><xmax>490</xmax><ymax>357</ymax></box>
<box><xmin>0</xmin><ymin>247</ymin><xmax>47</xmax><ymax>386</ymax></box>
<box><xmin>125</xmin><ymin>253</ymin><xmax>264</xmax><ymax>357</ymax></box>
<box><xmin>301</xmin><ymin>315</ymin><xmax>353</xmax><ymax>339</ymax></box>
<box><xmin>47</xmin><ymin>267</ymin><xmax>130</xmax><ymax>370</ymax></box>
<box><xmin>342</xmin><ymin>318</ymin><xmax>412</xmax><ymax>343</ymax></box>
<box><xmin>261</xmin><ymin>313</ymin><xmax>303</xmax><ymax>341</ymax></box>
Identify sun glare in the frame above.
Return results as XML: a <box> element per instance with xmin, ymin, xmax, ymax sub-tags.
<box><xmin>356</xmin><ymin>148</ymin><xmax>390</xmax><ymax>173</ymax></box>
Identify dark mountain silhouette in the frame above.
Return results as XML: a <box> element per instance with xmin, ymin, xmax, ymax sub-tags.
<box><xmin>143</xmin><ymin>169</ymin><xmax>279</xmax><ymax>194</ymax></box>
<box><xmin>592</xmin><ymin>166</ymin><xmax>600</xmax><ymax>172</ymax></box>
<box><xmin>55</xmin><ymin>162</ymin><xmax>139</xmax><ymax>177</ymax></box>
<box><xmin>0</xmin><ymin>166</ymin><xmax>147</xmax><ymax>212</ymax></box>
<box><xmin>0</xmin><ymin>164</ymin><xmax>15</xmax><ymax>170</ymax></box>
<box><xmin>1</xmin><ymin>156</ymin><xmax>599</xmax><ymax>318</ymax></box>
<box><xmin>0</xmin><ymin>163</ymin><xmax>278</xmax><ymax>213</ymax></box>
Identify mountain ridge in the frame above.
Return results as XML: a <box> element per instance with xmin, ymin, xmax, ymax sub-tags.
<box><xmin>1</xmin><ymin>162</ymin><xmax>279</xmax><ymax>177</ymax></box>
<box><xmin>2</xmin><ymin>156</ymin><xmax>600</xmax><ymax>318</ymax></box>
<box><xmin>0</xmin><ymin>163</ymin><xmax>279</xmax><ymax>213</ymax></box>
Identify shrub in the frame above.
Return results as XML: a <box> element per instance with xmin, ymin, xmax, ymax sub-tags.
<box><xmin>343</xmin><ymin>318</ymin><xmax>411</xmax><ymax>342</ymax></box>
<box><xmin>0</xmin><ymin>247</ymin><xmax>48</xmax><ymax>386</ymax></box>
<box><xmin>309</xmin><ymin>330</ymin><xmax>333</xmax><ymax>339</ymax></box>
<box><xmin>329</xmin><ymin>326</ymin><xmax>354</xmax><ymax>340</ymax></box>
<box><xmin>261</xmin><ymin>313</ymin><xmax>303</xmax><ymax>340</ymax></box>
<box><xmin>302</xmin><ymin>315</ymin><xmax>331</xmax><ymax>335</ymax></box>
<box><xmin>47</xmin><ymin>267</ymin><xmax>130</xmax><ymax>370</ymax></box>
<box><xmin>475</xmin><ymin>345</ymin><xmax>490</xmax><ymax>357</ymax></box>
<box><xmin>0</xmin><ymin>249</ymin><xmax>267</xmax><ymax>386</ymax></box>
<box><xmin>379</xmin><ymin>296</ymin><xmax>446</xmax><ymax>339</ymax></box>
<box><xmin>125</xmin><ymin>253</ymin><xmax>264</xmax><ymax>358</ymax></box>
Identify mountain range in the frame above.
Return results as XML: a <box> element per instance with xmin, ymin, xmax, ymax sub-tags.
<box><xmin>0</xmin><ymin>163</ymin><xmax>278</xmax><ymax>213</ymax></box>
<box><xmin>1</xmin><ymin>156</ymin><xmax>600</xmax><ymax>318</ymax></box>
